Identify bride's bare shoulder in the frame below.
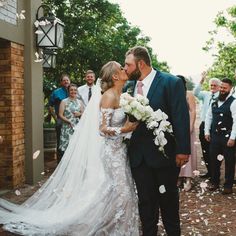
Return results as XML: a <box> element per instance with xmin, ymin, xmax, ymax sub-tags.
<box><xmin>100</xmin><ymin>89</ymin><xmax>116</xmax><ymax>109</ymax></box>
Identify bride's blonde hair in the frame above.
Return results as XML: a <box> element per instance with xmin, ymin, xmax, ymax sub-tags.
<box><xmin>99</xmin><ymin>61</ymin><xmax>118</xmax><ymax>92</ymax></box>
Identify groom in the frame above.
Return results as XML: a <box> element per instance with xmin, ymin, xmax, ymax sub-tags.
<box><xmin>124</xmin><ymin>46</ymin><xmax>190</xmax><ymax>236</ymax></box>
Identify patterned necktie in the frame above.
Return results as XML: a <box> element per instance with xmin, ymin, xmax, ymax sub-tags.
<box><xmin>137</xmin><ymin>81</ymin><xmax>144</xmax><ymax>95</ymax></box>
<box><xmin>88</xmin><ymin>87</ymin><xmax>92</xmax><ymax>101</ymax></box>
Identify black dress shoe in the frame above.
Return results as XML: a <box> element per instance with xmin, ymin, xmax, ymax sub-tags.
<box><xmin>222</xmin><ymin>188</ymin><xmax>233</xmax><ymax>195</ymax></box>
<box><xmin>208</xmin><ymin>184</ymin><xmax>219</xmax><ymax>191</ymax></box>
<box><xmin>200</xmin><ymin>173</ymin><xmax>211</xmax><ymax>179</ymax></box>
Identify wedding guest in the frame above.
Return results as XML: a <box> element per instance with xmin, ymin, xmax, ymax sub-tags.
<box><xmin>177</xmin><ymin>75</ymin><xmax>197</xmax><ymax>191</ymax></box>
<box><xmin>193</xmin><ymin>72</ymin><xmax>220</xmax><ymax>178</ymax></box>
<box><xmin>49</xmin><ymin>74</ymin><xmax>70</xmax><ymax>163</ymax></box>
<box><xmin>78</xmin><ymin>70</ymin><xmax>96</xmax><ymax>107</ymax></box>
<box><xmin>205</xmin><ymin>78</ymin><xmax>236</xmax><ymax>194</ymax></box>
<box><xmin>59</xmin><ymin>84</ymin><xmax>84</xmax><ymax>156</ymax></box>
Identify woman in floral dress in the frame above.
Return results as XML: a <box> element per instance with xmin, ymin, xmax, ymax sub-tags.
<box><xmin>59</xmin><ymin>83</ymin><xmax>84</xmax><ymax>154</ymax></box>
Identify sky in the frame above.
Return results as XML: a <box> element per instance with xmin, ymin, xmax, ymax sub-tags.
<box><xmin>109</xmin><ymin>0</ymin><xmax>236</xmax><ymax>82</ymax></box>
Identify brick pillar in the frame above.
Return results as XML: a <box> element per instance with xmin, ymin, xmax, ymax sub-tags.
<box><xmin>0</xmin><ymin>39</ymin><xmax>25</xmax><ymax>188</ymax></box>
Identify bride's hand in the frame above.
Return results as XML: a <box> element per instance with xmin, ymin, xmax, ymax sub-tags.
<box><xmin>121</xmin><ymin>120</ymin><xmax>139</xmax><ymax>133</ymax></box>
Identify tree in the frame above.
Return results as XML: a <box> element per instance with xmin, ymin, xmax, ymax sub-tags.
<box><xmin>203</xmin><ymin>5</ymin><xmax>236</xmax><ymax>85</ymax></box>
<box><xmin>43</xmin><ymin>0</ymin><xmax>170</xmax><ymax>89</ymax></box>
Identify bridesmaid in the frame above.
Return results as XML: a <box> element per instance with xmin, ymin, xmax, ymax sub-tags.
<box><xmin>177</xmin><ymin>75</ymin><xmax>197</xmax><ymax>191</ymax></box>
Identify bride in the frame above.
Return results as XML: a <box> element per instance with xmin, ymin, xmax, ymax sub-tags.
<box><xmin>0</xmin><ymin>61</ymin><xmax>140</xmax><ymax>235</ymax></box>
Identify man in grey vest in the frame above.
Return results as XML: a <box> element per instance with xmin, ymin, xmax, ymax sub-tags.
<box><xmin>205</xmin><ymin>78</ymin><xmax>236</xmax><ymax>194</ymax></box>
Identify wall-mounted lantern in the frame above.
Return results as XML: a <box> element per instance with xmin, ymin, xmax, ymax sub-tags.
<box><xmin>35</xmin><ymin>4</ymin><xmax>64</xmax><ymax>49</ymax></box>
<box><xmin>42</xmin><ymin>49</ymin><xmax>57</xmax><ymax>69</ymax></box>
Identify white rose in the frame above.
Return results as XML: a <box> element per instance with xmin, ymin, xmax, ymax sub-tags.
<box><xmin>120</xmin><ymin>99</ymin><xmax>128</xmax><ymax>107</ymax></box>
<box><xmin>130</xmin><ymin>100</ymin><xmax>139</xmax><ymax>109</ymax></box>
<box><xmin>123</xmin><ymin>104</ymin><xmax>132</xmax><ymax>113</ymax></box>
<box><xmin>133</xmin><ymin>111</ymin><xmax>142</xmax><ymax>120</ymax></box>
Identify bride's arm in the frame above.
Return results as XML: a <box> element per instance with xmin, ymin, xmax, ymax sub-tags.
<box><xmin>100</xmin><ymin>92</ymin><xmax>138</xmax><ymax>136</ymax></box>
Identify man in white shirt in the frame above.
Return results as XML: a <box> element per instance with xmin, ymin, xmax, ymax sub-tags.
<box><xmin>78</xmin><ymin>70</ymin><xmax>96</xmax><ymax>107</ymax></box>
<box><xmin>193</xmin><ymin>72</ymin><xmax>220</xmax><ymax>178</ymax></box>
<box><xmin>205</xmin><ymin>78</ymin><xmax>236</xmax><ymax>194</ymax></box>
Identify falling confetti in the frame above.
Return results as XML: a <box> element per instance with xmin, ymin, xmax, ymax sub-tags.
<box><xmin>33</xmin><ymin>150</ymin><xmax>41</xmax><ymax>159</ymax></box>
<box><xmin>159</xmin><ymin>185</ymin><xmax>166</xmax><ymax>194</ymax></box>
<box><xmin>34</xmin><ymin>20</ymin><xmax>39</xmax><ymax>28</ymax></box>
<box><xmin>35</xmin><ymin>30</ymin><xmax>43</xmax><ymax>34</ymax></box>
<box><xmin>217</xmin><ymin>154</ymin><xmax>224</xmax><ymax>161</ymax></box>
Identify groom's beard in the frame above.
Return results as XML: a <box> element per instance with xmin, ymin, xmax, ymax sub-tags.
<box><xmin>128</xmin><ymin>68</ymin><xmax>141</xmax><ymax>81</ymax></box>
<box><xmin>218</xmin><ymin>92</ymin><xmax>230</xmax><ymax>101</ymax></box>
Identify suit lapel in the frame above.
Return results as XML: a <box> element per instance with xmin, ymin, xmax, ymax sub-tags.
<box><xmin>147</xmin><ymin>70</ymin><xmax>162</xmax><ymax>101</ymax></box>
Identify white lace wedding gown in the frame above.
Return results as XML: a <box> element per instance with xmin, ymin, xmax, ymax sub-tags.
<box><xmin>0</xmin><ymin>86</ymin><xmax>139</xmax><ymax>235</ymax></box>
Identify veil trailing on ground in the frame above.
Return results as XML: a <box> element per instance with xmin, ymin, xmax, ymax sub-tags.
<box><xmin>0</xmin><ymin>84</ymin><xmax>112</xmax><ymax>235</ymax></box>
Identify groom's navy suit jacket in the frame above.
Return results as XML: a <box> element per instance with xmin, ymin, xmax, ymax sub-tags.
<box><xmin>126</xmin><ymin>69</ymin><xmax>191</xmax><ymax>169</ymax></box>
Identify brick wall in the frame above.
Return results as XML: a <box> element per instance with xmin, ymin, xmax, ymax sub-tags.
<box><xmin>0</xmin><ymin>0</ymin><xmax>17</xmax><ymax>25</ymax></box>
<box><xmin>0</xmin><ymin>39</ymin><xmax>25</xmax><ymax>188</ymax></box>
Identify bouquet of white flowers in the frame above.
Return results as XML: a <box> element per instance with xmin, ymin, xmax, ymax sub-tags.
<box><xmin>120</xmin><ymin>93</ymin><xmax>173</xmax><ymax>153</ymax></box>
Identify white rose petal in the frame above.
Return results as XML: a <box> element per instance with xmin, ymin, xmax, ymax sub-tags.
<box><xmin>217</xmin><ymin>154</ymin><xmax>224</xmax><ymax>161</ymax></box>
<box><xmin>15</xmin><ymin>190</ymin><xmax>21</xmax><ymax>196</ymax></box>
<box><xmin>34</xmin><ymin>20</ymin><xmax>39</xmax><ymax>28</ymax></box>
<box><xmin>159</xmin><ymin>185</ymin><xmax>166</xmax><ymax>194</ymax></box>
<box><xmin>193</xmin><ymin>170</ymin><xmax>200</xmax><ymax>176</ymax></box>
<box><xmin>33</xmin><ymin>150</ymin><xmax>40</xmax><ymax>159</ymax></box>
<box><xmin>200</xmin><ymin>182</ymin><xmax>208</xmax><ymax>189</ymax></box>
<box><xmin>39</xmin><ymin>20</ymin><xmax>46</xmax><ymax>26</ymax></box>
<box><xmin>35</xmin><ymin>30</ymin><xmax>44</xmax><ymax>34</ymax></box>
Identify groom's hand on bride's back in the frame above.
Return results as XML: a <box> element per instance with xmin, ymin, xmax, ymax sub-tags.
<box><xmin>176</xmin><ymin>154</ymin><xmax>189</xmax><ymax>167</ymax></box>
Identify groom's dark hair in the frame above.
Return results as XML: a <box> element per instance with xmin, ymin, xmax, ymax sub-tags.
<box><xmin>126</xmin><ymin>46</ymin><xmax>151</xmax><ymax>66</ymax></box>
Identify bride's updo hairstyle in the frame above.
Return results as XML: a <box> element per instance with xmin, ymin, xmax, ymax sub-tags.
<box><xmin>100</xmin><ymin>61</ymin><xmax>118</xmax><ymax>93</ymax></box>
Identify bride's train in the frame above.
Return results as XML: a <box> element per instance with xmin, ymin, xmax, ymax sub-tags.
<box><xmin>0</xmin><ymin>86</ymin><xmax>139</xmax><ymax>235</ymax></box>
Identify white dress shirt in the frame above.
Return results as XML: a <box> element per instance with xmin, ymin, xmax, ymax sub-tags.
<box><xmin>77</xmin><ymin>84</ymin><xmax>95</xmax><ymax>107</ymax></box>
<box><xmin>134</xmin><ymin>68</ymin><xmax>156</xmax><ymax>97</ymax></box>
<box><xmin>193</xmin><ymin>83</ymin><xmax>219</xmax><ymax>122</ymax></box>
<box><xmin>205</xmin><ymin>95</ymin><xmax>236</xmax><ymax>140</ymax></box>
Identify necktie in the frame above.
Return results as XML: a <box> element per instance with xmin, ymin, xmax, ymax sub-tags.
<box><xmin>137</xmin><ymin>81</ymin><xmax>144</xmax><ymax>95</ymax></box>
<box><xmin>209</xmin><ymin>93</ymin><xmax>215</xmax><ymax>105</ymax></box>
<box><xmin>88</xmin><ymin>87</ymin><xmax>92</xmax><ymax>101</ymax></box>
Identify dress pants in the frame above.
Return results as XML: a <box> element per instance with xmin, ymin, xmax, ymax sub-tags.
<box><xmin>199</xmin><ymin>122</ymin><xmax>211</xmax><ymax>175</ymax></box>
<box><xmin>131</xmin><ymin>162</ymin><xmax>180</xmax><ymax>236</ymax></box>
<box><xmin>210</xmin><ymin>134</ymin><xmax>236</xmax><ymax>188</ymax></box>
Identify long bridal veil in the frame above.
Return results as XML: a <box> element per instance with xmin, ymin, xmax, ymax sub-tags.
<box><xmin>0</xmin><ymin>84</ymin><xmax>112</xmax><ymax>235</ymax></box>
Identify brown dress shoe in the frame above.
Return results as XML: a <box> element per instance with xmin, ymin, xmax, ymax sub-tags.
<box><xmin>222</xmin><ymin>188</ymin><xmax>233</xmax><ymax>195</ymax></box>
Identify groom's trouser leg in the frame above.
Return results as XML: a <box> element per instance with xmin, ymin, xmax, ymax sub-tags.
<box><xmin>132</xmin><ymin>162</ymin><xmax>180</xmax><ymax>236</ymax></box>
<box><xmin>131</xmin><ymin>162</ymin><xmax>159</xmax><ymax>236</ymax></box>
<box><xmin>158</xmin><ymin>166</ymin><xmax>180</xmax><ymax>236</ymax></box>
